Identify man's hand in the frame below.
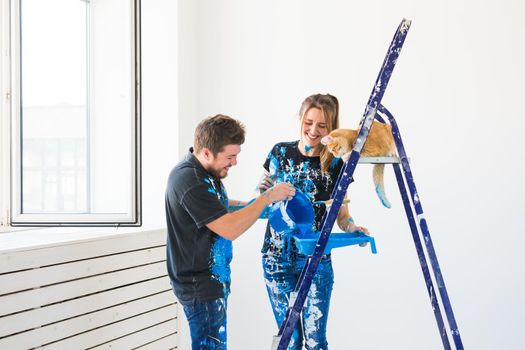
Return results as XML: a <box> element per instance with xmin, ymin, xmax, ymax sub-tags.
<box><xmin>206</xmin><ymin>182</ymin><xmax>295</xmax><ymax>241</ymax></box>
<box><xmin>261</xmin><ymin>182</ymin><xmax>295</xmax><ymax>205</ymax></box>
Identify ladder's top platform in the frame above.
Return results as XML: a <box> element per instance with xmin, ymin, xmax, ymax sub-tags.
<box><xmin>358</xmin><ymin>156</ymin><xmax>403</xmax><ymax>164</ymax></box>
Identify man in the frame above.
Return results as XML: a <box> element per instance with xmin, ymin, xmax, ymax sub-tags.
<box><xmin>165</xmin><ymin>114</ymin><xmax>295</xmax><ymax>349</ymax></box>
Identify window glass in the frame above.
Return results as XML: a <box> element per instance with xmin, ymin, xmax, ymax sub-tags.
<box><xmin>10</xmin><ymin>0</ymin><xmax>141</xmax><ymax>226</ymax></box>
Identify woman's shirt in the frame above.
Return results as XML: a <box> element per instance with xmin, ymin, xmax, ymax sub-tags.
<box><xmin>261</xmin><ymin>141</ymin><xmax>343</xmax><ymax>258</ymax></box>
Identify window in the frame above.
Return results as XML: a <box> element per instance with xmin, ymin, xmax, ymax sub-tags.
<box><xmin>2</xmin><ymin>0</ymin><xmax>141</xmax><ymax>227</ymax></box>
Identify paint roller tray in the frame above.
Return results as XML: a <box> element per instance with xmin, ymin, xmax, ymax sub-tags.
<box><xmin>293</xmin><ymin>232</ymin><xmax>377</xmax><ymax>255</ymax></box>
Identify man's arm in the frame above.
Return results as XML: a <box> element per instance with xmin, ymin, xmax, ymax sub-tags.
<box><xmin>227</xmin><ymin>198</ymin><xmax>249</xmax><ymax>212</ymax></box>
<box><xmin>228</xmin><ymin>199</ymin><xmax>247</xmax><ymax>207</ymax></box>
<box><xmin>207</xmin><ymin>182</ymin><xmax>295</xmax><ymax>240</ymax></box>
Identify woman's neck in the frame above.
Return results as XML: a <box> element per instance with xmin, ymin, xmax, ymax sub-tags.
<box><xmin>298</xmin><ymin>140</ymin><xmax>321</xmax><ymax>157</ymax></box>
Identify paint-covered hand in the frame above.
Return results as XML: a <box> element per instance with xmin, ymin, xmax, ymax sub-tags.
<box><xmin>343</xmin><ymin>218</ymin><xmax>371</xmax><ymax>247</ymax></box>
<box><xmin>257</xmin><ymin>170</ymin><xmax>275</xmax><ymax>194</ymax></box>
<box><xmin>262</xmin><ymin>182</ymin><xmax>295</xmax><ymax>204</ymax></box>
<box><xmin>344</xmin><ymin>221</ymin><xmax>370</xmax><ymax>234</ymax></box>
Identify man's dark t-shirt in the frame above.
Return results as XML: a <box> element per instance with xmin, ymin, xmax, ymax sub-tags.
<box><xmin>165</xmin><ymin>151</ymin><xmax>232</xmax><ymax>305</ymax></box>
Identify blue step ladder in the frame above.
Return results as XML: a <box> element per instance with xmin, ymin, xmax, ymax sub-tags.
<box><xmin>271</xmin><ymin>19</ymin><xmax>464</xmax><ymax>350</ymax></box>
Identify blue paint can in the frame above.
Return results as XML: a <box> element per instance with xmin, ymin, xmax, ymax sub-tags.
<box><xmin>268</xmin><ymin>190</ymin><xmax>314</xmax><ymax>234</ymax></box>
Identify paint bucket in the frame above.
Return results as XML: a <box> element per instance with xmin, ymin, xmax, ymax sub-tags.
<box><xmin>268</xmin><ymin>190</ymin><xmax>314</xmax><ymax>234</ymax></box>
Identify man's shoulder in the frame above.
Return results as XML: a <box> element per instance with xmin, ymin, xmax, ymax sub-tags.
<box><xmin>168</xmin><ymin>159</ymin><xmax>203</xmax><ymax>188</ymax></box>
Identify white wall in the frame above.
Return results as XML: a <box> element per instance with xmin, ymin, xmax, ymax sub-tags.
<box><xmin>176</xmin><ymin>0</ymin><xmax>525</xmax><ymax>349</ymax></box>
<box><xmin>141</xmin><ymin>1</ymin><xmax>179</xmax><ymax>228</ymax></box>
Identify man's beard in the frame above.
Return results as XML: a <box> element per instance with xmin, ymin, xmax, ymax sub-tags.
<box><xmin>209</xmin><ymin>167</ymin><xmax>228</xmax><ymax>179</ymax></box>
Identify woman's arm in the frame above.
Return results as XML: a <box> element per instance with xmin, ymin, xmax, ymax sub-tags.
<box><xmin>336</xmin><ymin>201</ymin><xmax>370</xmax><ymax>234</ymax></box>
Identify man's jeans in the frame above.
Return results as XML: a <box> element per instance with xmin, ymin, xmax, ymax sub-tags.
<box><xmin>263</xmin><ymin>254</ymin><xmax>334</xmax><ymax>350</ymax></box>
<box><xmin>182</xmin><ymin>298</ymin><xmax>227</xmax><ymax>350</ymax></box>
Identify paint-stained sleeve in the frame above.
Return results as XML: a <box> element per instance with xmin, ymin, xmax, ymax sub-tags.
<box><xmin>262</xmin><ymin>147</ymin><xmax>274</xmax><ymax>171</ymax></box>
<box><xmin>180</xmin><ymin>183</ymin><xmax>228</xmax><ymax>229</ymax></box>
<box><xmin>263</xmin><ymin>143</ymin><xmax>281</xmax><ymax>175</ymax></box>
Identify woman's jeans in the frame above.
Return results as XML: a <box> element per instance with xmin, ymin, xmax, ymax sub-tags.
<box><xmin>263</xmin><ymin>254</ymin><xmax>334</xmax><ymax>350</ymax></box>
<box><xmin>182</xmin><ymin>298</ymin><xmax>227</xmax><ymax>350</ymax></box>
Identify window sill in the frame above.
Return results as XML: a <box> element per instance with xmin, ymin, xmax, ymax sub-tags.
<box><xmin>0</xmin><ymin>225</ymin><xmax>165</xmax><ymax>254</ymax></box>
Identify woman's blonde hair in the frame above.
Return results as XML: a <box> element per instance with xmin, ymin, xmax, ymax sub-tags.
<box><xmin>299</xmin><ymin>93</ymin><xmax>340</xmax><ymax>173</ymax></box>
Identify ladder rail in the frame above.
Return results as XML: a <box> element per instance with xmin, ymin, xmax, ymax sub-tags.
<box><xmin>392</xmin><ymin>162</ymin><xmax>450</xmax><ymax>349</ymax></box>
<box><xmin>274</xmin><ymin>19</ymin><xmax>412</xmax><ymax>350</ymax></box>
<box><xmin>374</xmin><ymin>112</ymin><xmax>451</xmax><ymax>348</ymax></box>
<box><xmin>379</xmin><ymin>105</ymin><xmax>464</xmax><ymax>349</ymax></box>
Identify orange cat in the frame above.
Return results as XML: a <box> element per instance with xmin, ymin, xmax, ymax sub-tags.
<box><xmin>321</xmin><ymin>121</ymin><xmax>396</xmax><ymax>208</ymax></box>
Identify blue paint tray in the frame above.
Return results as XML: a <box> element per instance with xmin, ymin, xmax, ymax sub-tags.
<box><xmin>293</xmin><ymin>232</ymin><xmax>377</xmax><ymax>255</ymax></box>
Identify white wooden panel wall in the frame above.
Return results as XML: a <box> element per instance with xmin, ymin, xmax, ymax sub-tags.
<box><xmin>0</xmin><ymin>229</ymin><xmax>178</xmax><ymax>350</ymax></box>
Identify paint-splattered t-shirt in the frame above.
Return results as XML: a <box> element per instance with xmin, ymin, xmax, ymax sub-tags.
<box><xmin>165</xmin><ymin>150</ymin><xmax>232</xmax><ymax>305</ymax></box>
<box><xmin>261</xmin><ymin>141</ymin><xmax>345</xmax><ymax>257</ymax></box>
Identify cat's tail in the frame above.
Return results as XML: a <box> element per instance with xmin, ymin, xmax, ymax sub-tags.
<box><xmin>373</xmin><ymin>164</ymin><xmax>391</xmax><ymax>208</ymax></box>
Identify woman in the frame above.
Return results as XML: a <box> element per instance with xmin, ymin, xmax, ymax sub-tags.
<box><xmin>259</xmin><ymin>93</ymin><xmax>369</xmax><ymax>350</ymax></box>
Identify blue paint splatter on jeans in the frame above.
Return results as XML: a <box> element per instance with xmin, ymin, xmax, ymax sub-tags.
<box><xmin>183</xmin><ymin>298</ymin><xmax>227</xmax><ymax>349</ymax></box>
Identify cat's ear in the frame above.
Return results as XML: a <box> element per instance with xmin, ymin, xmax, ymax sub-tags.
<box><xmin>321</xmin><ymin>135</ymin><xmax>333</xmax><ymax>145</ymax></box>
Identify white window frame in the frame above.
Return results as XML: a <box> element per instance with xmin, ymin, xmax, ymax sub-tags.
<box><xmin>1</xmin><ymin>0</ymin><xmax>11</xmax><ymax>229</ymax></box>
<box><xmin>2</xmin><ymin>0</ymin><xmax>142</xmax><ymax>227</ymax></box>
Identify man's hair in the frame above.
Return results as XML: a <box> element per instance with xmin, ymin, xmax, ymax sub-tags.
<box><xmin>194</xmin><ymin>114</ymin><xmax>246</xmax><ymax>155</ymax></box>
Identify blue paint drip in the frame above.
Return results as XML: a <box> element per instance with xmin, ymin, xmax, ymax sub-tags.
<box><xmin>375</xmin><ymin>184</ymin><xmax>392</xmax><ymax>208</ymax></box>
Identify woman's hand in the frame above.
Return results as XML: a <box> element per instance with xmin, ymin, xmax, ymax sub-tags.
<box><xmin>257</xmin><ymin>170</ymin><xmax>275</xmax><ymax>194</ymax></box>
<box><xmin>341</xmin><ymin>218</ymin><xmax>371</xmax><ymax>247</ymax></box>
<box><xmin>343</xmin><ymin>219</ymin><xmax>369</xmax><ymax>234</ymax></box>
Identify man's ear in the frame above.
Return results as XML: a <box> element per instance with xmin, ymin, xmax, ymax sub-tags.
<box><xmin>202</xmin><ymin>148</ymin><xmax>213</xmax><ymax>161</ymax></box>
